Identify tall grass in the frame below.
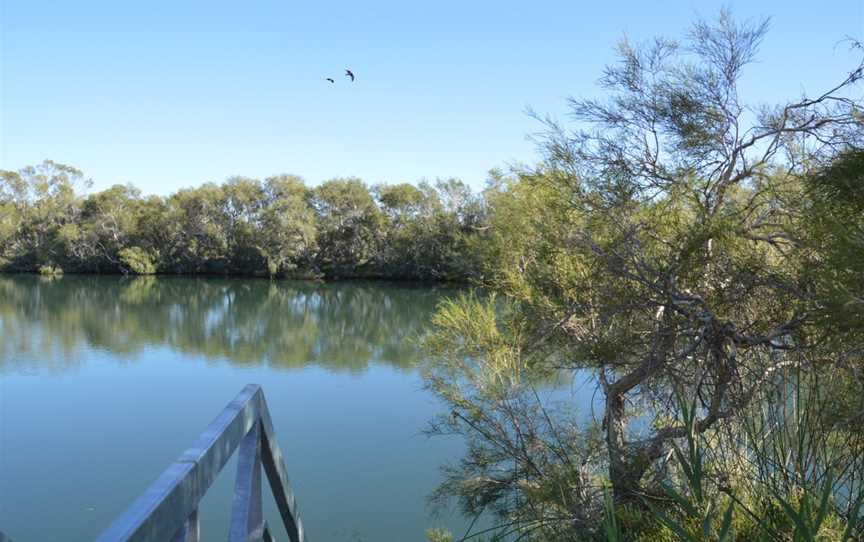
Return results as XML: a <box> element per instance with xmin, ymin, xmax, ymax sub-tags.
<box><xmin>628</xmin><ymin>371</ymin><xmax>864</xmax><ymax>542</ymax></box>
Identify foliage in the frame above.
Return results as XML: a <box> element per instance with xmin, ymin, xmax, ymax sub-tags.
<box><xmin>425</xmin><ymin>293</ymin><xmax>605</xmax><ymax>541</ymax></box>
<box><xmin>258</xmin><ymin>175</ymin><xmax>317</xmax><ymax>276</ymax></box>
<box><xmin>426</xmin><ymin>528</ymin><xmax>454</xmax><ymax>542</ymax></box>
<box><xmin>313</xmin><ymin>177</ymin><xmax>384</xmax><ymax>273</ymax></box>
<box><xmin>641</xmin><ymin>374</ymin><xmax>864</xmax><ymax>542</ymax></box>
<box><xmin>37</xmin><ymin>264</ymin><xmax>62</xmax><ymax>276</ymax></box>
<box><xmin>422</xmin><ymin>9</ymin><xmax>864</xmax><ymax>541</ymax></box>
<box><xmin>118</xmin><ymin>246</ymin><xmax>157</xmax><ymax>275</ymax></box>
<box><xmin>0</xmin><ymin>165</ymin><xmax>486</xmax><ymax>280</ymax></box>
<box><xmin>802</xmin><ymin>149</ymin><xmax>864</xmax><ymax>340</ymax></box>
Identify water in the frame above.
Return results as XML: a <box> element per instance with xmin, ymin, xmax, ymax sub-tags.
<box><xmin>0</xmin><ymin>275</ymin><xmax>473</xmax><ymax>541</ymax></box>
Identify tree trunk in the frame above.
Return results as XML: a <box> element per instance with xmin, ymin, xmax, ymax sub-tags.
<box><xmin>606</xmin><ymin>392</ymin><xmax>640</xmax><ymax>501</ymax></box>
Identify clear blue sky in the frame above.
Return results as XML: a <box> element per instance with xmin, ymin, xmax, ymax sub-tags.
<box><xmin>1</xmin><ymin>1</ymin><xmax>863</xmax><ymax>195</ymax></box>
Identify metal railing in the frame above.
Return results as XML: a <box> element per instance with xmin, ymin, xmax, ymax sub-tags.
<box><xmin>96</xmin><ymin>384</ymin><xmax>306</xmax><ymax>542</ymax></box>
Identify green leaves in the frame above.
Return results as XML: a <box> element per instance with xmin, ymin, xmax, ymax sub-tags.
<box><xmin>763</xmin><ymin>472</ymin><xmax>863</xmax><ymax>542</ymax></box>
<box><xmin>118</xmin><ymin>247</ymin><xmax>157</xmax><ymax>275</ymax></box>
<box><xmin>0</xmin><ymin>163</ymin><xmax>486</xmax><ymax>280</ymax></box>
<box><xmin>603</xmin><ymin>486</ymin><xmax>624</xmax><ymax>542</ymax></box>
<box><xmin>841</xmin><ymin>494</ymin><xmax>864</xmax><ymax>542</ymax></box>
<box><xmin>644</xmin><ymin>391</ymin><xmax>739</xmax><ymax>542</ymax></box>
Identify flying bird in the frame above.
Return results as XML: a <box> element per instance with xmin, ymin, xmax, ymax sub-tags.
<box><xmin>345</xmin><ymin>69</ymin><xmax>355</xmax><ymax>82</ymax></box>
<box><xmin>325</xmin><ymin>77</ymin><xmax>335</xmax><ymax>83</ymax></box>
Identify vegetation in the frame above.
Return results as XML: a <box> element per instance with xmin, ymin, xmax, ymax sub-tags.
<box><xmin>6</xmin><ymin>7</ymin><xmax>864</xmax><ymax>542</ymax></box>
<box><xmin>423</xmin><ymin>10</ymin><xmax>864</xmax><ymax>541</ymax></box>
<box><xmin>0</xmin><ymin>165</ymin><xmax>484</xmax><ymax>281</ymax></box>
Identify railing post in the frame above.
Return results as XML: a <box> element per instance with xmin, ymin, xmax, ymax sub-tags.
<box><xmin>170</xmin><ymin>509</ymin><xmax>199</xmax><ymax>542</ymax></box>
<box><xmin>259</xmin><ymin>399</ymin><xmax>305</xmax><ymax>542</ymax></box>
<box><xmin>230</xmin><ymin>422</ymin><xmax>264</xmax><ymax>542</ymax></box>
<box><xmin>95</xmin><ymin>385</ymin><xmax>304</xmax><ymax>542</ymax></box>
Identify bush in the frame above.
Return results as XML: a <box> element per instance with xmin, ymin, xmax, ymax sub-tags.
<box><xmin>37</xmin><ymin>264</ymin><xmax>63</xmax><ymax>275</ymax></box>
<box><xmin>118</xmin><ymin>247</ymin><xmax>157</xmax><ymax>275</ymax></box>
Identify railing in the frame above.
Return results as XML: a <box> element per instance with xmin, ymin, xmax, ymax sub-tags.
<box><xmin>96</xmin><ymin>384</ymin><xmax>306</xmax><ymax>542</ymax></box>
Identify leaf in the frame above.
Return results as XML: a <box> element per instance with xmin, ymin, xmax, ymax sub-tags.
<box><xmin>718</xmin><ymin>501</ymin><xmax>735</xmax><ymax>542</ymax></box>
<box><xmin>661</xmin><ymin>481</ymin><xmax>700</xmax><ymax>518</ymax></box>
<box><xmin>841</xmin><ymin>493</ymin><xmax>864</xmax><ymax>542</ymax></box>
<box><xmin>702</xmin><ymin>499</ymin><xmax>717</xmax><ymax>538</ymax></box>
<box><xmin>773</xmin><ymin>490</ymin><xmax>811</xmax><ymax>540</ymax></box>
<box><xmin>813</xmin><ymin>473</ymin><xmax>834</xmax><ymax>532</ymax></box>
<box><xmin>650</xmin><ymin>504</ymin><xmax>701</xmax><ymax>542</ymax></box>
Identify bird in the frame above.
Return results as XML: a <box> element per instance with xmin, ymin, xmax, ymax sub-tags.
<box><xmin>325</xmin><ymin>77</ymin><xmax>335</xmax><ymax>83</ymax></box>
<box><xmin>345</xmin><ymin>69</ymin><xmax>355</xmax><ymax>82</ymax></box>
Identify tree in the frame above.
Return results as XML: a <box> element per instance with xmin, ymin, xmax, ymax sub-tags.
<box><xmin>0</xmin><ymin>160</ymin><xmax>88</xmax><ymax>270</ymax></box>
<box><xmin>0</xmin><ymin>171</ymin><xmax>25</xmax><ymax>266</ymax></box>
<box><xmin>376</xmin><ymin>182</ymin><xmax>437</xmax><ymax>277</ymax></box>
<box><xmin>166</xmin><ymin>183</ymin><xmax>230</xmax><ymax>273</ymax></box>
<box><xmin>540</xmin><ymin>12</ymin><xmax>863</xmax><ymax>500</ymax></box>
<box><xmin>221</xmin><ymin>177</ymin><xmax>266</xmax><ymax>273</ymax></box>
<box><xmin>130</xmin><ymin>195</ymin><xmax>173</xmax><ymax>272</ymax></box>
<box><xmin>373</xmin><ymin>180</ymin><xmax>484</xmax><ymax>280</ymax></box>
<box><xmin>257</xmin><ymin>175</ymin><xmax>317</xmax><ymax>276</ymax></box>
<box><xmin>68</xmin><ymin>184</ymin><xmax>143</xmax><ymax>271</ymax></box>
<box><xmin>376</xmin><ymin>182</ymin><xmax>427</xmax><ymax>224</ymax></box>
<box><xmin>0</xmin><ymin>165</ymin><xmax>483</xmax><ymax>280</ymax></box>
<box><xmin>312</xmin><ymin>178</ymin><xmax>383</xmax><ymax>274</ymax></box>
<box><xmin>434</xmin><ymin>178</ymin><xmax>484</xmax><ymax>230</ymax></box>
<box><xmin>425</xmin><ymin>10</ymin><xmax>864</xmax><ymax>537</ymax></box>
<box><xmin>803</xmin><ymin>149</ymin><xmax>864</xmax><ymax>341</ymax></box>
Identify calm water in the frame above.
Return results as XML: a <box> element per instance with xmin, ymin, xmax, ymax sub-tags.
<box><xmin>0</xmin><ymin>275</ymin><xmax>473</xmax><ymax>541</ymax></box>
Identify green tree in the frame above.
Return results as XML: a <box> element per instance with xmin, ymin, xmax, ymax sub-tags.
<box><xmin>66</xmin><ymin>184</ymin><xmax>143</xmax><ymax>271</ymax></box>
<box><xmin>221</xmin><ymin>176</ymin><xmax>266</xmax><ymax>273</ymax></box>
<box><xmin>0</xmin><ymin>165</ymin><xmax>483</xmax><ymax>280</ymax></box>
<box><xmin>312</xmin><ymin>178</ymin><xmax>383</xmax><ymax>274</ymax></box>
<box><xmin>129</xmin><ymin>195</ymin><xmax>173</xmax><ymax>272</ymax></box>
<box><xmin>803</xmin><ymin>150</ymin><xmax>864</xmax><ymax>341</ymax></box>
<box><xmin>1</xmin><ymin>160</ymin><xmax>88</xmax><ymax>270</ymax></box>
<box><xmin>424</xmin><ymin>10</ymin><xmax>864</xmax><ymax>539</ymax></box>
<box><xmin>166</xmin><ymin>183</ymin><xmax>229</xmax><ymax>273</ymax></box>
<box><xmin>257</xmin><ymin>175</ymin><xmax>317</xmax><ymax>276</ymax></box>
<box><xmin>0</xmin><ymin>170</ymin><xmax>26</xmax><ymax>266</ymax></box>
<box><xmin>376</xmin><ymin>182</ymin><xmax>438</xmax><ymax>277</ymax></box>
<box><xmin>375</xmin><ymin>180</ymin><xmax>484</xmax><ymax>279</ymax></box>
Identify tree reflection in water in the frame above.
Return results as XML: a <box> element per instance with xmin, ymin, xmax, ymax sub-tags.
<box><xmin>0</xmin><ymin>275</ymin><xmax>459</xmax><ymax>373</ymax></box>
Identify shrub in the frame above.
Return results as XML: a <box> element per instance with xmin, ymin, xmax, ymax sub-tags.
<box><xmin>118</xmin><ymin>247</ymin><xmax>157</xmax><ymax>275</ymax></box>
<box><xmin>37</xmin><ymin>264</ymin><xmax>63</xmax><ymax>275</ymax></box>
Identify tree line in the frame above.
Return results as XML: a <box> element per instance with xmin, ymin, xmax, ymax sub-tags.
<box><xmin>0</xmin><ymin>165</ymin><xmax>485</xmax><ymax>280</ymax></box>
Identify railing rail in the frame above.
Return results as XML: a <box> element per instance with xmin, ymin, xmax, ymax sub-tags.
<box><xmin>96</xmin><ymin>384</ymin><xmax>305</xmax><ymax>542</ymax></box>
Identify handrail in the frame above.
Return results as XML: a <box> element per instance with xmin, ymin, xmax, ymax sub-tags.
<box><xmin>96</xmin><ymin>384</ymin><xmax>306</xmax><ymax>542</ymax></box>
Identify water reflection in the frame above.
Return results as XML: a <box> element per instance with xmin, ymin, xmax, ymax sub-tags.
<box><xmin>0</xmin><ymin>275</ymin><xmax>459</xmax><ymax>373</ymax></box>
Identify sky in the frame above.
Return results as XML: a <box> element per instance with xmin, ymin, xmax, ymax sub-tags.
<box><xmin>1</xmin><ymin>1</ymin><xmax>864</xmax><ymax>195</ymax></box>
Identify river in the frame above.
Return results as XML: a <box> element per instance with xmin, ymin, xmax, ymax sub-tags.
<box><xmin>0</xmin><ymin>275</ymin><xmax>473</xmax><ymax>541</ymax></box>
